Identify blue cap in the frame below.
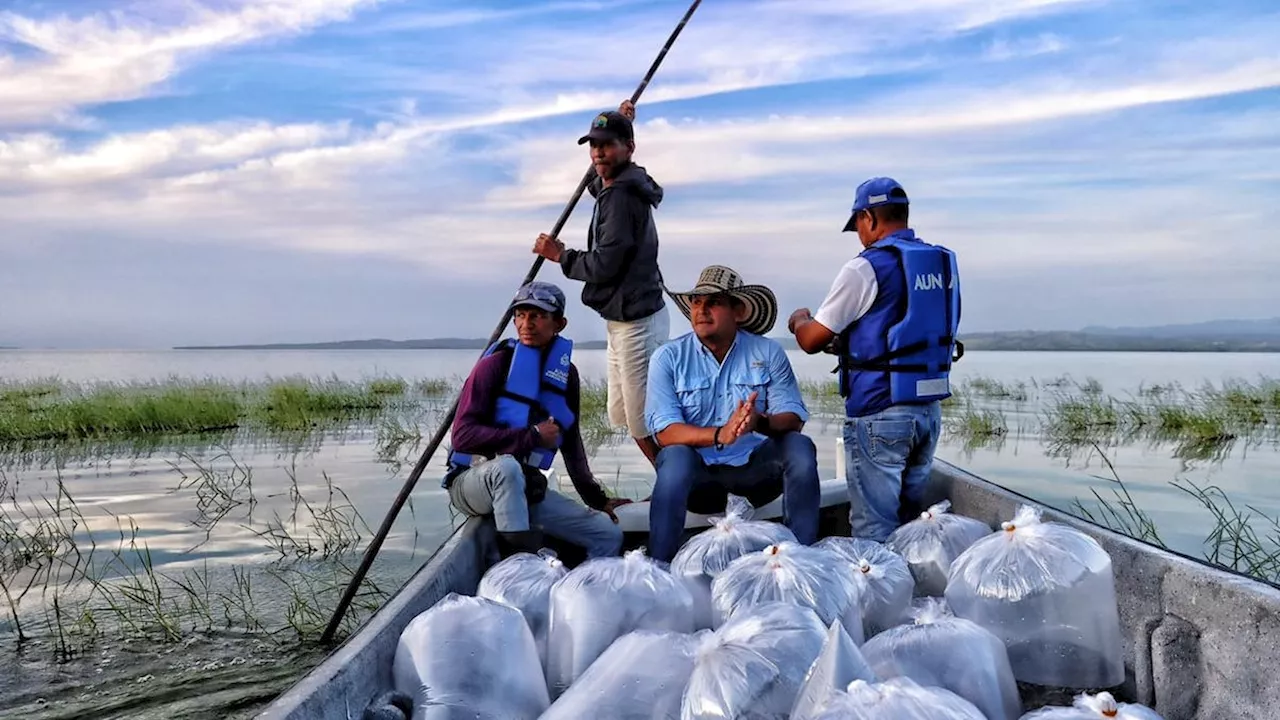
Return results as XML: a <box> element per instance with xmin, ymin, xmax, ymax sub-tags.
<box><xmin>843</xmin><ymin>176</ymin><xmax>909</xmax><ymax>231</ymax></box>
<box><xmin>510</xmin><ymin>281</ymin><xmax>566</xmax><ymax>314</ymax></box>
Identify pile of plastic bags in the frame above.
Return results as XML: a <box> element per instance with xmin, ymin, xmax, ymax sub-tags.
<box><xmin>671</xmin><ymin>496</ymin><xmax>798</xmax><ymax>629</ymax></box>
<box><xmin>710</xmin><ymin>541</ymin><xmax>866</xmax><ymax>643</ymax></box>
<box><xmin>858</xmin><ymin>598</ymin><xmax>1021</xmax><ymax>720</ymax></box>
<box><xmin>886</xmin><ymin>500</ymin><xmax>991</xmax><ymax>597</ymax></box>
<box><xmin>476</xmin><ymin>548</ymin><xmax>566</xmax><ymax>670</ymax></box>
<box><xmin>544</xmin><ymin>548</ymin><xmax>696</xmax><ymax>698</ymax></box>
<box><xmin>387</xmin><ymin>498</ymin><xmax>1152</xmax><ymax>720</ymax></box>
<box><xmin>814</xmin><ymin>536</ymin><xmax>915</xmax><ymax>637</ymax></box>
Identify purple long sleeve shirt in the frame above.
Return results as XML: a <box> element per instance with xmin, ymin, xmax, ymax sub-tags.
<box><xmin>449</xmin><ymin>351</ymin><xmax>609</xmax><ymax>511</ymax></box>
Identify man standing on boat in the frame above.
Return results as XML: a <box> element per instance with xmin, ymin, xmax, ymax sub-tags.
<box><xmin>442</xmin><ymin>281</ymin><xmax>632</xmax><ymax>557</ymax></box>
<box><xmin>532</xmin><ymin>100</ymin><xmax>670</xmax><ymax>469</ymax></box>
<box><xmin>787</xmin><ymin>177</ymin><xmax>962</xmax><ymax>542</ymax></box>
<box><xmin>643</xmin><ymin>265</ymin><xmax>821</xmax><ymax>562</ymax></box>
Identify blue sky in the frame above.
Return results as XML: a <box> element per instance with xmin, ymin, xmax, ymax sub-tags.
<box><xmin>1</xmin><ymin>0</ymin><xmax>1278</xmax><ymax>348</ymax></box>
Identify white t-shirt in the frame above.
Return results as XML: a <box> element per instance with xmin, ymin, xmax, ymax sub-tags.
<box><xmin>813</xmin><ymin>257</ymin><xmax>879</xmax><ymax>335</ymax></box>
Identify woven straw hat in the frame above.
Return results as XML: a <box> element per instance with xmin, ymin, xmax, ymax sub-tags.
<box><xmin>665</xmin><ymin>265</ymin><xmax>778</xmax><ymax>336</ymax></box>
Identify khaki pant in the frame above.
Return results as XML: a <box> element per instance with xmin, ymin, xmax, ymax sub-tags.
<box><xmin>605</xmin><ymin>305</ymin><xmax>670</xmax><ymax>438</ymax></box>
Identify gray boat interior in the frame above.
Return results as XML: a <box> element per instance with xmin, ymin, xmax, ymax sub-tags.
<box><xmin>256</xmin><ymin>449</ymin><xmax>1280</xmax><ymax>720</ymax></box>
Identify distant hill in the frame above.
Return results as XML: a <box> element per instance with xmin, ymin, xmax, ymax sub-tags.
<box><xmin>957</xmin><ymin>330</ymin><xmax>1280</xmax><ymax>353</ymax></box>
<box><xmin>174</xmin><ymin>318</ymin><xmax>1280</xmax><ymax>353</ymax></box>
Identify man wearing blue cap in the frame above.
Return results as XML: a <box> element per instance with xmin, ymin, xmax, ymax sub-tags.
<box><xmin>532</xmin><ymin>100</ymin><xmax>670</xmax><ymax>469</ymax></box>
<box><xmin>442</xmin><ymin>280</ymin><xmax>632</xmax><ymax>558</ymax></box>
<box><xmin>786</xmin><ymin>177</ymin><xmax>963</xmax><ymax>541</ymax></box>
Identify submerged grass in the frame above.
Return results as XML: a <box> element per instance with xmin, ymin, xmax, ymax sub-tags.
<box><xmin>1075</xmin><ymin>442</ymin><xmax>1280</xmax><ymax>586</ymax></box>
<box><xmin>0</xmin><ymin>452</ymin><xmax>390</xmax><ymax>660</ymax></box>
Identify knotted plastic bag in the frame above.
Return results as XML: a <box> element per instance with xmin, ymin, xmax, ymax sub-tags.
<box><xmin>814</xmin><ymin>536</ymin><xmax>915</xmax><ymax>637</ymax></box>
<box><xmin>799</xmin><ymin>677</ymin><xmax>987</xmax><ymax>720</ymax></box>
<box><xmin>476</xmin><ymin>549</ymin><xmax>567</xmax><ymax>670</ymax></box>
<box><xmin>545</xmin><ymin>548</ymin><xmax>696</xmax><ymax>698</ymax></box>
<box><xmin>541</xmin><ymin>629</ymin><xmax>709</xmax><ymax>720</ymax></box>
<box><xmin>1020</xmin><ymin>691</ymin><xmax>1166</xmax><ymax>719</ymax></box>
<box><xmin>789</xmin><ymin>619</ymin><xmax>877</xmax><ymax>720</ymax></box>
<box><xmin>885</xmin><ymin>500</ymin><xmax>991</xmax><ymax>597</ymax></box>
<box><xmin>945</xmin><ymin>504</ymin><xmax>1125</xmax><ymax>689</ymax></box>
<box><xmin>710</xmin><ymin>541</ymin><xmax>864</xmax><ymax>642</ymax></box>
<box><xmin>681</xmin><ymin>601</ymin><xmax>829</xmax><ymax>720</ymax></box>
<box><xmin>858</xmin><ymin>597</ymin><xmax>1021</xmax><ymax>720</ymax></box>
<box><xmin>671</xmin><ymin>496</ymin><xmax>798</xmax><ymax>629</ymax></box>
<box><xmin>392</xmin><ymin>593</ymin><xmax>549</xmax><ymax>720</ymax></box>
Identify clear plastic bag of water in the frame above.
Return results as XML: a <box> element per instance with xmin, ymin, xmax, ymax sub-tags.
<box><xmin>814</xmin><ymin>536</ymin><xmax>915</xmax><ymax>637</ymax></box>
<box><xmin>682</xmin><ymin>601</ymin><xmax>829</xmax><ymax>720</ymax></box>
<box><xmin>392</xmin><ymin>592</ymin><xmax>549</xmax><ymax>720</ymax></box>
<box><xmin>710</xmin><ymin>541</ymin><xmax>864</xmax><ymax>642</ymax></box>
<box><xmin>542</xmin><ymin>629</ymin><xmax>708</xmax><ymax>720</ymax></box>
<box><xmin>476</xmin><ymin>549</ymin><xmax>567</xmax><ymax>670</ymax></box>
<box><xmin>545</xmin><ymin>548</ymin><xmax>696</xmax><ymax>698</ymax></box>
<box><xmin>945</xmin><ymin>504</ymin><xmax>1125</xmax><ymax>689</ymax></box>
<box><xmin>1020</xmin><ymin>691</ymin><xmax>1165</xmax><ymax>719</ymax></box>
<box><xmin>789</xmin><ymin>619</ymin><xmax>876</xmax><ymax>720</ymax></box>
<box><xmin>671</xmin><ymin>496</ymin><xmax>798</xmax><ymax>629</ymax></box>
<box><xmin>858</xmin><ymin>597</ymin><xmax>1021</xmax><ymax>720</ymax></box>
<box><xmin>799</xmin><ymin>677</ymin><xmax>988</xmax><ymax>720</ymax></box>
<box><xmin>885</xmin><ymin>500</ymin><xmax>991</xmax><ymax>597</ymax></box>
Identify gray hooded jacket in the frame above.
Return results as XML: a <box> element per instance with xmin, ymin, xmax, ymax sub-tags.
<box><xmin>559</xmin><ymin>161</ymin><xmax>665</xmax><ymax>323</ymax></box>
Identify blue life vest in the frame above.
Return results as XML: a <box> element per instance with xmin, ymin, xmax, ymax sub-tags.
<box><xmin>447</xmin><ymin>336</ymin><xmax>576</xmax><ymax>472</ymax></box>
<box><xmin>835</xmin><ymin>230</ymin><xmax>963</xmax><ymax>417</ymax></box>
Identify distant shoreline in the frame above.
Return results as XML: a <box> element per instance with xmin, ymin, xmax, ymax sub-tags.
<box><xmin>169</xmin><ymin>331</ymin><xmax>1280</xmax><ymax>353</ymax></box>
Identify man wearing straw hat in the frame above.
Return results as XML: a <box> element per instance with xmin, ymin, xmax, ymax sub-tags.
<box><xmin>532</xmin><ymin>100</ymin><xmax>671</xmax><ymax>470</ymax></box>
<box><xmin>788</xmin><ymin>177</ymin><xmax>962</xmax><ymax>542</ymax></box>
<box><xmin>642</xmin><ymin>265</ymin><xmax>821</xmax><ymax>562</ymax></box>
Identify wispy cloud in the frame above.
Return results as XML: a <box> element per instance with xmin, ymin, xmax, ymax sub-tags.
<box><xmin>0</xmin><ymin>0</ymin><xmax>384</xmax><ymax>127</ymax></box>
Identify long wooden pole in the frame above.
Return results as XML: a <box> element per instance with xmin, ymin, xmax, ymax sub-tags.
<box><xmin>321</xmin><ymin>0</ymin><xmax>705</xmax><ymax>644</ymax></box>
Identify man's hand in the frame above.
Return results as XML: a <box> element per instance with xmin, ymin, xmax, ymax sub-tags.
<box><xmin>601</xmin><ymin>497</ymin><xmax>633</xmax><ymax>523</ymax></box>
<box><xmin>533</xmin><ymin>233</ymin><xmax>565</xmax><ymax>263</ymax></box>
<box><xmin>619</xmin><ymin>99</ymin><xmax>636</xmax><ymax>121</ymax></box>
<box><xmin>717</xmin><ymin>391</ymin><xmax>759</xmax><ymax>446</ymax></box>
<box><xmin>787</xmin><ymin>307</ymin><xmax>813</xmax><ymax>334</ymax></box>
<box><xmin>533</xmin><ymin>418</ymin><xmax>561</xmax><ymax>449</ymax></box>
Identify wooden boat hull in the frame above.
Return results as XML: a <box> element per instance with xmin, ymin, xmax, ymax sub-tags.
<box><xmin>256</xmin><ymin>452</ymin><xmax>1280</xmax><ymax>720</ymax></box>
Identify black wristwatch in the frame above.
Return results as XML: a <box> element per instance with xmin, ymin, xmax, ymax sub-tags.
<box><xmin>713</xmin><ymin>426</ymin><xmax>725</xmax><ymax>451</ymax></box>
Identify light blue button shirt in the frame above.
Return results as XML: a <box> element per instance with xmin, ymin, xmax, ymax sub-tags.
<box><xmin>645</xmin><ymin>329</ymin><xmax>810</xmax><ymax>467</ymax></box>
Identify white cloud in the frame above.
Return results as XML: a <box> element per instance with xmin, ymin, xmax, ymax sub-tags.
<box><xmin>0</xmin><ymin>0</ymin><xmax>384</xmax><ymax>127</ymax></box>
<box><xmin>487</xmin><ymin>57</ymin><xmax>1280</xmax><ymax>211</ymax></box>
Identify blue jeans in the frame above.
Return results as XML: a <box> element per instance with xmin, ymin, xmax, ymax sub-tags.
<box><xmin>447</xmin><ymin>455</ymin><xmax>623</xmax><ymax>558</ymax></box>
<box><xmin>843</xmin><ymin>401</ymin><xmax>943</xmax><ymax>542</ymax></box>
<box><xmin>648</xmin><ymin>432</ymin><xmax>821</xmax><ymax>563</ymax></box>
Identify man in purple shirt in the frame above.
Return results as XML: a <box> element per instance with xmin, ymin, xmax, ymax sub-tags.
<box><xmin>443</xmin><ymin>281</ymin><xmax>632</xmax><ymax>557</ymax></box>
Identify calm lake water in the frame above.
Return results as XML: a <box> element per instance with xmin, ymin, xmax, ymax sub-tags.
<box><xmin>0</xmin><ymin>348</ymin><xmax>1277</xmax><ymax>718</ymax></box>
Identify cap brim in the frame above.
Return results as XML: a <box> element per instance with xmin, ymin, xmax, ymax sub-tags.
<box><xmin>511</xmin><ymin>300</ymin><xmax>560</xmax><ymax>313</ymax></box>
<box><xmin>842</xmin><ymin>212</ymin><xmax>859</xmax><ymax>232</ymax></box>
<box><xmin>577</xmin><ymin>129</ymin><xmax>620</xmax><ymax>145</ymax></box>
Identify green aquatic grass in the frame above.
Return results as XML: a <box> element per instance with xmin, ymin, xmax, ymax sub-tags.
<box><xmin>0</xmin><ymin>376</ymin><xmax>433</xmax><ymax>443</ymax></box>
